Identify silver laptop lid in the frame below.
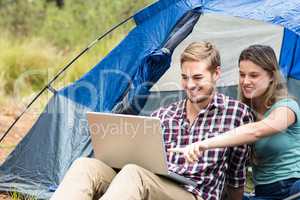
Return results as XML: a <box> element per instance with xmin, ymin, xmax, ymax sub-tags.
<box><xmin>87</xmin><ymin>112</ymin><xmax>169</xmax><ymax>175</ymax></box>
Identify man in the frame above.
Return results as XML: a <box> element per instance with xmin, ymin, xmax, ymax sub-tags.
<box><xmin>50</xmin><ymin>41</ymin><xmax>253</xmax><ymax>200</ymax></box>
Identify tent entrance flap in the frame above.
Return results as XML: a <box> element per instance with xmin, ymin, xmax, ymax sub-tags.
<box><xmin>112</xmin><ymin>9</ymin><xmax>201</xmax><ymax>115</ymax></box>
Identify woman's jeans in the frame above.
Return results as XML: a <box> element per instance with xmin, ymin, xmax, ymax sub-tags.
<box><xmin>243</xmin><ymin>178</ymin><xmax>300</xmax><ymax>200</ymax></box>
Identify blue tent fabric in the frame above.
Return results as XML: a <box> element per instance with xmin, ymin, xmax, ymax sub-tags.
<box><xmin>113</xmin><ymin>10</ymin><xmax>201</xmax><ymax>114</ymax></box>
<box><xmin>60</xmin><ymin>0</ymin><xmax>194</xmax><ymax>111</ymax></box>
<box><xmin>137</xmin><ymin>0</ymin><xmax>300</xmax><ymax>36</ymax></box>
<box><xmin>202</xmin><ymin>0</ymin><xmax>300</xmax><ymax>35</ymax></box>
<box><xmin>111</xmin><ymin>49</ymin><xmax>173</xmax><ymax>114</ymax></box>
<box><xmin>0</xmin><ymin>94</ymin><xmax>94</xmax><ymax>198</ymax></box>
<box><xmin>1</xmin><ymin>0</ymin><xmax>300</xmax><ymax>199</ymax></box>
<box><xmin>122</xmin><ymin>49</ymin><xmax>172</xmax><ymax>114</ymax></box>
<box><xmin>280</xmin><ymin>28</ymin><xmax>300</xmax><ymax>80</ymax></box>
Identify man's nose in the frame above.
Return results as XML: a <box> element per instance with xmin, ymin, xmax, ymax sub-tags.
<box><xmin>187</xmin><ymin>78</ymin><xmax>196</xmax><ymax>89</ymax></box>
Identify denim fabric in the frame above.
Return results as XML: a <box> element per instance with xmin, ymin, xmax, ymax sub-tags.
<box><xmin>243</xmin><ymin>178</ymin><xmax>300</xmax><ymax>200</ymax></box>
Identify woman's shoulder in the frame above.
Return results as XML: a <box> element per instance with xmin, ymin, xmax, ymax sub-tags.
<box><xmin>268</xmin><ymin>98</ymin><xmax>300</xmax><ymax>126</ymax></box>
<box><xmin>271</xmin><ymin>98</ymin><xmax>299</xmax><ymax>112</ymax></box>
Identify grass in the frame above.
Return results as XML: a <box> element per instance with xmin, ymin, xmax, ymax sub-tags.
<box><xmin>0</xmin><ymin>144</ymin><xmax>16</xmax><ymax>149</ymax></box>
<box><xmin>0</xmin><ymin>23</ymin><xmax>134</xmax><ymax>104</ymax></box>
<box><xmin>0</xmin><ymin>0</ymin><xmax>153</xmax><ymax>100</ymax></box>
<box><xmin>9</xmin><ymin>191</ymin><xmax>37</xmax><ymax>200</ymax></box>
<box><xmin>245</xmin><ymin>168</ymin><xmax>254</xmax><ymax>193</ymax></box>
<box><xmin>0</xmin><ymin>191</ymin><xmax>37</xmax><ymax>200</ymax></box>
<box><xmin>0</xmin><ymin>34</ymin><xmax>63</xmax><ymax>95</ymax></box>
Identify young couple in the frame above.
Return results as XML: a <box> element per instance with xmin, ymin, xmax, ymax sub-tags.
<box><xmin>51</xmin><ymin>42</ymin><xmax>300</xmax><ymax>200</ymax></box>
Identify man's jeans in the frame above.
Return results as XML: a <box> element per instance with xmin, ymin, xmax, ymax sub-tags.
<box><xmin>243</xmin><ymin>178</ymin><xmax>300</xmax><ymax>200</ymax></box>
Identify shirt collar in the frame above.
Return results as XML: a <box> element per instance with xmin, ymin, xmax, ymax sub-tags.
<box><xmin>179</xmin><ymin>92</ymin><xmax>225</xmax><ymax>119</ymax></box>
<box><xmin>211</xmin><ymin>92</ymin><xmax>226</xmax><ymax>111</ymax></box>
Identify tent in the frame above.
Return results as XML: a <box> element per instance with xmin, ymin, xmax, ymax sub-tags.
<box><xmin>1</xmin><ymin>0</ymin><xmax>300</xmax><ymax>199</ymax></box>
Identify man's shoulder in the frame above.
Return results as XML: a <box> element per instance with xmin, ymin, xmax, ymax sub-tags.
<box><xmin>218</xmin><ymin>93</ymin><xmax>255</xmax><ymax>120</ymax></box>
<box><xmin>218</xmin><ymin>93</ymin><xmax>250</xmax><ymax>111</ymax></box>
<box><xmin>151</xmin><ymin>100</ymin><xmax>183</xmax><ymax>117</ymax></box>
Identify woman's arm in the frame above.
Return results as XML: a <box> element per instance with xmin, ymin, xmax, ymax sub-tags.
<box><xmin>168</xmin><ymin>106</ymin><xmax>296</xmax><ymax>163</ymax></box>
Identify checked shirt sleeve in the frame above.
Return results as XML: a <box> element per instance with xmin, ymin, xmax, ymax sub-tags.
<box><xmin>226</xmin><ymin>106</ymin><xmax>255</xmax><ymax>188</ymax></box>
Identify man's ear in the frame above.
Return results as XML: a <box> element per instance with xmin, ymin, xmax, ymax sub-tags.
<box><xmin>213</xmin><ymin>66</ymin><xmax>221</xmax><ymax>81</ymax></box>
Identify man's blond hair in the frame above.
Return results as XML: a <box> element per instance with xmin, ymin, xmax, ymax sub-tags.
<box><xmin>180</xmin><ymin>41</ymin><xmax>220</xmax><ymax>72</ymax></box>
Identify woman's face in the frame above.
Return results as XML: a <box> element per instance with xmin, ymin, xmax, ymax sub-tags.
<box><xmin>239</xmin><ymin>60</ymin><xmax>273</xmax><ymax>100</ymax></box>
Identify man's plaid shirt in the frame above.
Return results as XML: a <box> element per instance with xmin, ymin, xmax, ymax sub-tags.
<box><xmin>151</xmin><ymin>93</ymin><xmax>254</xmax><ymax>200</ymax></box>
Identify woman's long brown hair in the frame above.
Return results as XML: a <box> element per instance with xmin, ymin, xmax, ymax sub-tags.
<box><xmin>238</xmin><ymin>45</ymin><xmax>288</xmax><ymax>164</ymax></box>
<box><xmin>238</xmin><ymin>44</ymin><xmax>288</xmax><ymax>110</ymax></box>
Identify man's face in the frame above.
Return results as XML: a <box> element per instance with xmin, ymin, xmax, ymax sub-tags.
<box><xmin>181</xmin><ymin>60</ymin><xmax>220</xmax><ymax>104</ymax></box>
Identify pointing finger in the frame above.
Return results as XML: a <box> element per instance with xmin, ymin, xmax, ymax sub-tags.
<box><xmin>168</xmin><ymin>148</ymin><xmax>185</xmax><ymax>153</ymax></box>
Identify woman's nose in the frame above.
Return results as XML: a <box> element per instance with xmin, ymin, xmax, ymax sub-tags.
<box><xmin>243</xmin><ymin>76</ymin><xmax>252</xmax><ymax>85</ymax></box>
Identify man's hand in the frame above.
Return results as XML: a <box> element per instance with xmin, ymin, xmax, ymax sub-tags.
<box><xmin>168</xmin><ymin>142</ymin><xmax>208</xmax><ymax>163</ymax></box>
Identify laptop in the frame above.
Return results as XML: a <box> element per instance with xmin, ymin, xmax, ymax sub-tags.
<box><xmin>86</xmin><ymin>112</ymin><xmax>197</xmax><ymax>187</ymax></box>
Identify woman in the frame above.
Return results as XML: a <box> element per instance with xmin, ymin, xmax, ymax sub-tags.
<box><xmin>169</xmin><ymin>45</ymin><xmax>300</xmax><ymax>199</ymax></box>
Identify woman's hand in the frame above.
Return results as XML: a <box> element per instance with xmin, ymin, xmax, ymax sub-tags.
<box><xmin>168</xmin><ymin>142</ymin><xmax>208</xmax><ymax>163</ymax></box>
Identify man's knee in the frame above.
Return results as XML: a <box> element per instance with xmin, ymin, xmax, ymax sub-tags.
<box><xmin>69</xmin><ymin>157</ymin><xmax>106</xmax><ymax>176</ymax></box>
<box><xmin>68</xmin><ymin>157</ymin><xmax>116</xmax><ymax>183</ymax></box>
<box><xmin>117</xmin><ymin>164</ymin><xmax>153</xmax><ymax>195</ymax></box>
<box><xmin>72</xmin><ymin>157</ymin><xmax>99</xmax><ymax>169</ymax></box>
<box><xmin>118</xmin><ymin>164</ymin><xmax>150</xmax><ymax>182</ymax></box>
<box><xmin>121</xmin><ymin>164</ymin><xmax>145</xmax><ymax>174</ymax></box>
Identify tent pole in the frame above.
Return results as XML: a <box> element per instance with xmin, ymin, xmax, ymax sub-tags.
<box><xmin>0</xmin><ymin>15</ymin><xmax>134</xmax><ymax>144</ymax></box>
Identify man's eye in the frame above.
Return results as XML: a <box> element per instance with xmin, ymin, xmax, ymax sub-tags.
<box><xmin>194</xmin><ymin>77</ymin><xmax>202</xmax><ymax>80</ymax></box>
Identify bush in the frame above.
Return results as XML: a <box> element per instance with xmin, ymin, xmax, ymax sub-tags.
<box><xmin>0</xmin><ymin>0</ymin><xmax>154</xmax><ymax>98</ymax></box>
<box><xmin>0</xmin><ymin>0</ymin><xmax>153</xmax><ymax>47</ymax></box>
<box><xmin>0</xmin><ymin>0</ymin><xmax>46</xmax><ymax>36</ymax></box>
<box><xmin>0</xmin><ymin>35</ymin><xmax>62</xmax><ymax>96</ymax></box>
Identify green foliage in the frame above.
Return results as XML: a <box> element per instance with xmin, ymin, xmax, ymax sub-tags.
<box><xmin>0</xmin><ymin>0</ymin><xmax>46</xmax><ymax>36</ymax></box>
<box><xmin>9</xmin><ymin>191</ymin><xmax>37</xmax><ymax>200</ymax></box>
<box><xmin>0</xmin><ymin>35</ymin><xmax>63</xmax><ymax>96</ymax></box>
<box><xmin>0</xmin><ymin>0</ymin><xmax>153</xmax><ymax>47</ymax></box>
<box><xmin>0</xmin><ymin>0</ymin><xmax>154</xmax><ymax>98</ymax></box>
<box><xmin>38</xmin><ymin>0</ymin><xmax>152</xmax><ymax>47</ymax></box>
<box><xmin>245</xmin><ymin>168</ymin><xmax>254</xmax><ymax>193</ymax></box>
